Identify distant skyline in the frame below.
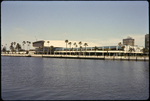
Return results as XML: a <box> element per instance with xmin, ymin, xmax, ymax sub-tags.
<box><xmin>1</xmin><ymin>1</ymin><xmax>149</xmax><ymax>50</ymax></box>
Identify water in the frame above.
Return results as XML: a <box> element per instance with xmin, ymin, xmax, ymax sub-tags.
<box><xmin>1</xmin><ymin>56</ymin><xmax>149</xmax><ymax>100</ymax></box>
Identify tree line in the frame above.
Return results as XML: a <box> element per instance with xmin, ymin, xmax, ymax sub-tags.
<box><xmin>1</xmin><ymin>41</ymin><xmax>31</xmax><ymax>53</ymax></box>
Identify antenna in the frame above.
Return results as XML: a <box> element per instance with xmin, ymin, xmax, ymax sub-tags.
<box><xmin>34</xmin><ymin>36</ymin><xmax>37</xmax><ymax>41</ymax></box>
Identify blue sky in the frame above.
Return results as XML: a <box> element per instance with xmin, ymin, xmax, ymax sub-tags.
<box><xmin>1</xmin><ymin>1</ymin><xmax>149</xmax><ymax>49</ymax></box>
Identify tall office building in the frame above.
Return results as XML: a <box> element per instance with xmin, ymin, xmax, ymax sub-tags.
<box><xmin>123</xmin><ymin>36</ymin><xmax>134</xmax><ymax>46</ymax></box>
<box><xmin>145</xmin><ymin>34</ymin><xmax>149</xmax><ymax>49</ymax></box>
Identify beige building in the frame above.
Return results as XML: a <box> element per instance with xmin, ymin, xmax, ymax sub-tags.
<box><xmin>123</xmin><ymin>36</ymin><xmax>134</xmax><ymax>46</ymax></box>
<box><xmin>145</xmin><ymin>34</ymin><xmax>149</xmax><ymax>49</ymax></box>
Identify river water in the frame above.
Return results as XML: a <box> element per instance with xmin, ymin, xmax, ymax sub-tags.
<box><xmin>1</xmin><ymin>56</ymin><xmax>149</xmax><ymax>100</ymax></box>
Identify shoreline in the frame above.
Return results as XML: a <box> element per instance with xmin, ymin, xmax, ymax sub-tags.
<box><xmin>1</xmin><ymin>53</ymin><xmax>149</xmax><ymax>61</ymax></box>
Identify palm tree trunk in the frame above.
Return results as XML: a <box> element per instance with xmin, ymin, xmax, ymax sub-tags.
<box><xmin>66</xmin><ymin>43</ymin><xmax>67</xmax><ymax>55</ymax></box>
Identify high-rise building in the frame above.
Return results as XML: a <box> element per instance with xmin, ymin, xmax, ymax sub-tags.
<box><xmin>123</xmin><ymin>36</ymin><xmax>134</xmax><ymax>46</ymax></box>
<box><xmin>145</xmin><ymin>34</ymin><xmax>149</xmax><ymax>49</ymax></box>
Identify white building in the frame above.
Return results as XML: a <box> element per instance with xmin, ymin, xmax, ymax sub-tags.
<box><xmin>32</xmin><ymin>40</ymin><xmax>144</xmax><ymax>56</ymax></box>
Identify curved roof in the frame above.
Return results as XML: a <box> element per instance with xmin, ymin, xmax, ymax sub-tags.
<box><xmin>44</xmin><ymin>40</ymin><xmax>68</xmax><ymax>47</ymax></box>
<box><xmin>33</xmin><ymin>40</ymin><xmax>102</xmax><ymax>48</ymax></box>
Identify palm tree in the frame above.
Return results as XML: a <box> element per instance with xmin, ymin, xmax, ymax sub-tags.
<box><xmin>47</xmin><ymin>41</ymin><xmax>50</xmax><ymax>54</ymax></box>
<box><xmin>26</xmin><ymin>41</ymin><xmax>31</xmax><ymax>54</ymax></box>
<box><xmin>118</xmin><ymin>42</ymin><xmax>125</xmax><ymax>57</ymax></box>
<box><xmin>78</xmin><ymin>41</ymin><xmax>82</xmax><ymax>47</ymax></box>
<box><xmin>121</xmin><ymin>46</ymin><xmax>125</xmax><ymax>57</ymax></box>
<box><xmin>105</xmin><ymin>48</ymin><xmax>110</xmax><ymax>56</ymax></box>
<box><xmin>65</xmin><ymin>40</ymin><xmax>68</xmax><ymax>55</ymax></box>
<box><xmin>2</xmin><ymin>47</ymin><xmax>6</xmax><ymax>53</ymax></box>
<box><xmin>121</xmin><ymin>46</ymin><xmax>125</xmax><ymax>51</ymax></box>
<box><xmin>15</xmin><ymin>43</ymin><xmax>21</xmax><ymax>52</ymax></box>
<box><xmin>129</xmin><ymin>47</ymin><xmax>135</xmax><ymax>55</ymax></box>
<box><xmin>68</xmin><ymin>42</ymin><xmax>72</xmax><ymax>55</ymax></box>
<box><xmin>118</xmin><ymin>42</ymin><xmax>122</xmax><ymax>46</ymax></box>
<box><xmin>78</xmin><ymin>41</ymin><xmax>82</xmax><ymax>55</ymax></box>
<box><xmin>23</xmin><ymin>41</ymin><xmax>26</xmax><ymax>53</ymax></box>
<box><xmin>73</xmin><ymin>42</ymin><xmax>77</xmax><ymax>54</ymax></box>
<box><xmin>13</xmin><ymin>42</ymin><xmax>16</xmax><ymax>46</ymax></box>
<box><xmin>1</xmin><ymin>45</ymin><xmax>6</xmax><ymax>53</ymax></box>
<box><xmin>10</xmin><ymin>43</ymin><xmax>14</xmax><ymax>53</ymax></box>
<box><xmin>135</xmin><ymin>47</ymin><xmax>140</xmax><ymax>59</ymax></box>
<box><xmin>73</xmin><ymin>42</ymin><xmax>76</xmax><ymax>48</ymax></box>
<box><xmin>93</xmin><ymin>46</ymin><xmax>98</xmax><ymax>56</ymax></box>
<box><xmin>50</xmin><ymin>46</ymin><xmax>54</xmax><ymax>55</ymax></box>
<box><xmin>142</xmin><ymin>48</ymin><xmax>148</xmax><ymax>54</ymax></box>
<box><xmin>74</xmin><ymin>43</ymin><xmax>78</xmax><ymax>55</ymax></box>
<box><xmin>13</xmin><ymin>42</ymin><xmax>16</xmax><ymax>53</ymax></box>
<box><xmin>11</xmin><ymin>42</ymin><xmax>14</xmax><ymax>53</ymax></box>
<box><xmin>84</xmin><ymin>43</ymin><xmax>88</xmax><ymax>56</ymax></box>
<box><xmin>128</xmin><ymin>47</ymin><xmax>135</xmax><ymax>60</ymax></box>
<box><xmin>79</xmin><ymin>46</ymin><xmax>82</xmax><ymax>56</ymax></box>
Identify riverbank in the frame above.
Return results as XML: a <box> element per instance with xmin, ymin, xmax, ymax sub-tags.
<box><xmin>1</xmin><ymin>53</ymin><xmax>149</xmax><ymax>61</ymax></box>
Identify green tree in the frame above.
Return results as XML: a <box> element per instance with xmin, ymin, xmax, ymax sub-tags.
<box><xmin>84</xmin><ymin>43</ymin><xmax>88</xmax><ymax>56</ymax></box>
<box><xmin>68</xmin><ymin>42</ymin><xmax>72</xmax><ymax>55</ymax></box>
<box><xmin>142</xmin><ymin>48</ymin><xmax>148</xmax><ymax>54</ymax></box>
<box><xmin>23</xmin><ymin>41</ymin><xmax>26</xmax><ymax>53</ymax></box>
<box><xmin>78</xmin><ymin>41</ymin><xmax>82</xmax><ymax>55</ymax></box>
<box><xmin>15</xmin><ymin>43</ymin><xmax>22</xmax><ymax>52</ymax></box>
<box><xmin>73</xmin><ymin>42</ymin><xmax>76</xmax><ymax>51</ymax></box>
<box><xmin>13</xmin><ymin>42</ymin><xmax>16</xmax><ymax>53</ymax></box>
<box><xmin>121</xmin><ymin>46</ymin><xmax>125</xmax><ymax>51</ymax></box>
<box><xmin>65</xmin><ymin>40</ymin><xmax>68</xmax><ymax>55</ymax></box>
<box><xmin>76</xmin><ymin>45</ymin><xmax>78</xmax><ymax>55</ymax></box>
<box><xmin>105</xmin><ymin>48</ymin><xmax>110</xmax><ymax>56</ymax></box>
<box><xmin>129</xmin><ymin>47</ymin><xmax>135</xmax><ymax>55</ymax></box>
<box><xmin>118</xmin><ymin>42</ymin><xmax>122</xmax><ymax>46</ymax></box>
<box><xmin>79</xmin><ymin>46</ymin><xmax>82</xmax><ymax>56</ymax></box>
<box><xmin>50</xmin><ymin>46</ymin><xmax>54</xmax><ymax>55</ymax></box>
<box><xmin>10</xmin><ymin>43</ymin><xmax>14</xmax><ymax>53</ymax></box>
<box><xmin>2</xmin><ymin>46</ymin><xmax>6</xmax><ymax>53</ymax></box>
<box><xmin>47</xmin><ymin>41</ymin><xmax>50</xmax><ymax>54</ymax></box>
<box><xmin>93</xmin><ymin>46</ymin><xmax>98</xmax><ymax>56</ymax></box>
<box><xmin>141</xmin><ymin>48</ymin><xmax>149</xmax><ymax>57</ymax></box>
<box><xmin>128</xmin><ymin>47</ymin><xmax>135</xmax><ymax>60</ymax></box>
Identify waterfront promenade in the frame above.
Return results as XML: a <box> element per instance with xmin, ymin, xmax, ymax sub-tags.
<box><xmin>1</xmin><ymin>53</ymin><xmax>149</xmax><ymax>61</ymax></box>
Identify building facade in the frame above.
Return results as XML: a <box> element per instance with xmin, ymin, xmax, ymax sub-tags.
<box><xmin>32</xmin><ymin>40</ymin><xmax>143</xmax><ymax>56</ymax></box>
<box><xmin>123</xmin><ymin>36</ymin><xmax>134</xmax><ymax>46</ymax></box>
<box><xmin>145</xmin><ymin>34</ymin><xmax>149</xmax><ymax>50</ymax></box>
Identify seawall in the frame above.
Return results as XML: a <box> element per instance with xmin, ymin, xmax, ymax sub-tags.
<box><xmin>1</xmin><ymin>53</ymin><xmax>149</xmax><ymax>61</ymax></box>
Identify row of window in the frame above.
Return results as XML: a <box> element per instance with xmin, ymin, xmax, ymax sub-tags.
<box><xmin>36</xmin><ymin>46</ymin><xmax>123</xmax><ymax>51</ymax></box>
